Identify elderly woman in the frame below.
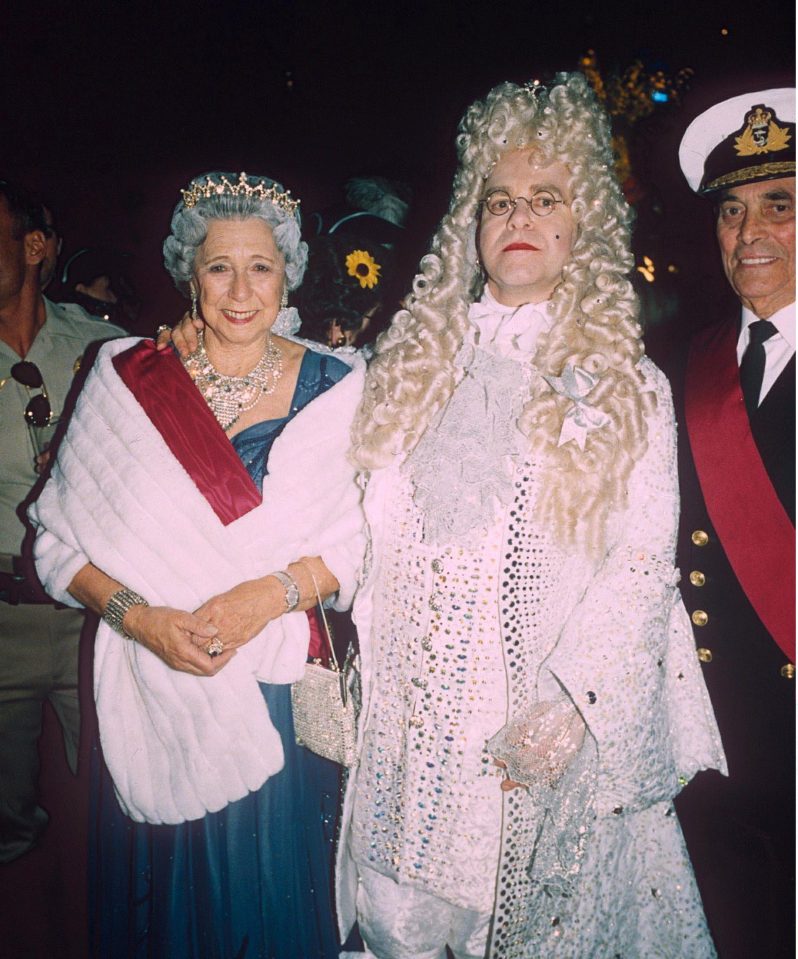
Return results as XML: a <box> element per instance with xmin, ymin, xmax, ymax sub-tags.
<box><xmin>335</xmin><ymin>74</ymin><xmax>725</xmax><ymax>958</ymax></box>
<box><xmin>29</xmin><ymin>171</ymin><xmax>365</xmax><ymax>958</ymax></box>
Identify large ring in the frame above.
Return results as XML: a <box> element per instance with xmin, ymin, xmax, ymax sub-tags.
<box><xmin>154</xmin><ymin>324</ymin><xmax>171</xmax><ymax>340</ymax></box>
<box><xmin>207</xmin><ymin>637</ymin><xmax>224</xmax><ymax>658</ymax></box>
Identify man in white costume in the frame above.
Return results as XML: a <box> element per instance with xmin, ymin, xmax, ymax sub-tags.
<box><xmin>338</xmin><ymin>73</ymin><xmax>726</xmax><ymax>959</ymax></box>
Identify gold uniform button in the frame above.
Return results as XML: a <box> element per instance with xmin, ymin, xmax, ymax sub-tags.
<box><xmin>780</xmin><ymin>664</ymin><xmax>795</xmax><ymax>680</ymax></box>
<box><xmin>697</xmin><ymin>647</ymin><xmax>713</xmax><ymax>663</ymax></box>
<box><xmin>691</xmin><ymin>610</ymin><xmax>708</xmax><ymax>627</ymax></box>
<box><xmin>689</xmin><ymin>570</ymin><xmax>706</xmax><ymax>587</ymax></box>
<box><xmin>691</xmin><ymin>530</ymin><xmax>709</xmax><ymax>547</ymax></box>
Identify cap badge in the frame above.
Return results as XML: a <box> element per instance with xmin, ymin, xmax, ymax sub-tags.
<box><xmin>735</xmin><ymin>105</ymin><xmax>791</xmax><ymax>157</ymax></box>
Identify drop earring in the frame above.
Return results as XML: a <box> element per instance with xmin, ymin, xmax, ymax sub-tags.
<box><xmin>190</xmin><ymin>286</ymin><xmax>199</xmax><ymax>321</ymax></box>
<box><xmin>271</xmin><ymin>285</ymin><xmax>301</xmax><ymax>337</ymax></box>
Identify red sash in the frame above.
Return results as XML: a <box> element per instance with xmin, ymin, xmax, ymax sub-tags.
<box><xmin>685</xmin><ymin>320</ymin><xmax>795</xmax><ymax>662</ymax></box>
<box><xmin>112</xmin><ymin>340</ymin><xmax>262</xmax><ymax>526</ymax></box>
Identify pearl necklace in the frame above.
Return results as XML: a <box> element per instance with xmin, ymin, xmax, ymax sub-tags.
<box><xmin>182</xmin><ymin>330</ymin><xmax>283</xmax><ymax>430</ymax></box>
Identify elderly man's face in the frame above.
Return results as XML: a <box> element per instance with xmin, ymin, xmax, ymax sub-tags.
<box><xmin>716</xmin><ymin>176</ymin><xmax>795</xmax><ymax>318</ymax></box>
<box><xmin>478</xmin><ymin>149</ymin><xmax>576</xmax><ymax>306</ymax></box>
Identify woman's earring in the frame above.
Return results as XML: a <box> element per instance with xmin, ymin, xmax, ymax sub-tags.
<box><xmin>190</xmin><ymin>286</ymin><xmax>199</xmax><ymax>322</ymax></box>
<box><xmin>271</xmin><ymin>286</ymin><xmax>301</xmax><ymax>337</ymax></box>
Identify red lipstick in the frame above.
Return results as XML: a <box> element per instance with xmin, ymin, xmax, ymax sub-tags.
<box><xmin>503</xmin><ymin>242</ymin><xmax>539</xmax><ymax>251</ymax></box>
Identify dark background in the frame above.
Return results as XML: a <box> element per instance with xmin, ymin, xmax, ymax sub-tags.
<box><xmin>1</xmin><ymin>0</ymin><xmax>794</xmax><ymax>334</ymax></box>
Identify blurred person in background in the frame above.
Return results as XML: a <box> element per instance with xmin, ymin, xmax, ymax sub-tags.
<box><xmin>60</xmin><ymin>246</ymin><xmax>138</xmax><ymax>328</ymax></box>
<box><xmin>296</xmin><ymin>232</ymin><xmax>398</xmax><ymax>355</ymax></box>
<box><xmin>0</xmin><ymin>179</ymin><xmax>124</xmax><ymax>865</ymax></box>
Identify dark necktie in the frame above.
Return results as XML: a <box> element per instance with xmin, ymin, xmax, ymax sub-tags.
<box><xmin>739</xmin><ymin>319</ymin><xmax>777</xmax><ymax>419</ymax></box>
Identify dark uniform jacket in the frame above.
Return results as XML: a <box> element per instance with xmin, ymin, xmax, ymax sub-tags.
<box><xmin>662</xmin><ymin>309</ymin><xmax>795</xmax><ymax>959</ymax></box>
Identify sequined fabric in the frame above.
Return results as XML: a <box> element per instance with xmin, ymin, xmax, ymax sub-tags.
<box><xmin>342</xmin><ymin>357</ymin><xmax>724</xmax><ymax>958</ymax></box>
<box><xmin>350</xmin><ymin>476</ymin><xmax>508</xmax><ymax>912</ymax></box>
<box><xmin>487</xmin><ymin>360</ymin><xmax>722</xmax><ymax>958</ymax></box>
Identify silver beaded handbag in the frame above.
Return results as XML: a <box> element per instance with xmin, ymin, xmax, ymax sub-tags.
<box><xmin>291</xmin><ymin>593</ymin><xmax>358</xmax><ymax>767</ymax></box>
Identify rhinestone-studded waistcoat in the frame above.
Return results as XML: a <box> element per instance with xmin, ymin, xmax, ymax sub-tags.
<box><xmin>350</xmin><ymin>475</ymin><xmax>511</xmax><ymax>910</ymax></box>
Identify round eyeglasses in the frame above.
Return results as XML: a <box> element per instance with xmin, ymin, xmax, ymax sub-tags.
<box><xmin>482</xmin><ymin>189</ymin><xmax>564</xmax><ymax>218</ymax></box>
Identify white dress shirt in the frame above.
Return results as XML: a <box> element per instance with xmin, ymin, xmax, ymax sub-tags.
<box><xmin>736</xmin><ymin>301</ymin><xmax>796</xmax><ymax>405</ymax></box>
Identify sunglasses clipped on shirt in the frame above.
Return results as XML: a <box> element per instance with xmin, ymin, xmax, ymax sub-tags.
<box><xmin>10</xmin><ymin>360</ymin><xmax>52</xmax><ymax>427</ymax></box>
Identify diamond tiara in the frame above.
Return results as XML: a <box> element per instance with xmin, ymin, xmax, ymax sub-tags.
<box><xmin>180</xmin><ymin>172</ymin><xmax>300</xmax><ymax>216</ymax></box>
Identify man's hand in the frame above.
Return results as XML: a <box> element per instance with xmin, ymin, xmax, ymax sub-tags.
<box><xmin>155</xmin><ymin>311</ymin><xmax>204</xmax><ymax>356</ymax></box>
<box><xmin>488</xmin><ymin>700</ymin><xmax>586</xmax><ymax>792</ymax></box>
<box><xmin>34</xmin><ymin>449</ymin><xmax>52</xmax><ymax>474</ymax></box>
<box><xmin>493</xmin><ymin>758</ymin><xmax>524</xmax><ymax>792</ymax></box>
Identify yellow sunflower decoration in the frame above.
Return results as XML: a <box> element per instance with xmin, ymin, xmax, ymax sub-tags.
<box><xmin>345</xmin><ymin>249</ymin><xmax>381</xmax><ymax>289</ymax></box>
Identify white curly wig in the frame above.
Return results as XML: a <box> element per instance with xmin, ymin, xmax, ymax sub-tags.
<box><xmin>351</xmin><ymin>72</ymin><xmax>653</xmax><ymax>550</ymax></box>
<box><xmin>162</xmin><ymin>171</ymin><xmax>308</xmax><ymax>295</ymax></box>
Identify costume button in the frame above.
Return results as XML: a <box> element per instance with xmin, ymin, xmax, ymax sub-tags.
<box><xmin>429</xmin><ymin>592</ymin><xmax>443</xmax><ymax>612</ymax></box>
<box><xmin>691</xmin><ymin>610</ymin><xmax>708</xmax><ymax>627</ymax></box>
<box><xmin>697</xmin><ymin>647</ymin><xmax>713</xmax><ymax>663</ymax></box>
<box><xmin>691</xmin><ymin>530</ymin><xmax>709</xmax><ymax>547</ymax></box>
<box><xmin>780</xmin><ymin>664</ymin><xmax>795</xmax><ymax>680</ymax></box>
<box><xmin>431</xmin><ymin>558</ymin><xmax>443</xmax><ymax>574</ymax></box>
<box><xmin>689</xmin><ymin>570</ymin><xmax>706</xmax><ymax>587</ymax></box>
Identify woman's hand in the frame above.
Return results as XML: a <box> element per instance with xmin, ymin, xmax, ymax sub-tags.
<box><xmin>193</xmin><ymin>560</ymin><xmax>339</xmax><ymax>652</ymax></box>
<box><xmin>123</xmin><ymin>603</ymin><xmax>234</xmax><ymax>676</ymax></box>
<box><xmin>193</xmin><ymin>577</ymin><xmax>285</xmax><ymax>651</ymax></box>
<box><xmin>155</xmin><ymin>311</ymin><xmax>204</xmax><ymax>356</ymax></box>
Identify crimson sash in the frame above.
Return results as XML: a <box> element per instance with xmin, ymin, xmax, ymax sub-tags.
<box><xmin>113</xmin><ymin>340</ymin><xmax>262</xmax><ymax>526</ymax></box>
<box><xmin>685</xmin><ymin>319</ymin><xmax>795</xmax><ymax>662</ymax></box>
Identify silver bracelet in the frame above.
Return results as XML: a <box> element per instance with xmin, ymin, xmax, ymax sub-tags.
<box><xmin>103</xmin><ymin>587</ymin><xmax>149</xmax><ymax>639</ymax></box>
<box><xmin>271</xmin><ymin>570</ymin><xmax>300</xmax><ymax>612</ymax></box>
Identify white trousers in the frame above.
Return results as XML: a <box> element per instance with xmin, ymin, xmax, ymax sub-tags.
<box><xmin>355</xmin><ymin>865</ymin><xmax>492</xmax><ymax>959</ymax></box>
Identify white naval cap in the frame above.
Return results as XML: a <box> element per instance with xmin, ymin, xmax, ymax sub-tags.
<box><xmin>679</xmin><ymin>87</ymin><xmax>795</xmax><ymax>194</ymax></box>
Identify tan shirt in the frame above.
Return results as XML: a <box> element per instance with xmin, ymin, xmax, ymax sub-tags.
<box><xmin>0</xmin><ymin>298</ymin><xmax>126</xmax><ymax>554</ymax></box>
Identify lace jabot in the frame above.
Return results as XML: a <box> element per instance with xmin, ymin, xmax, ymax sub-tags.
<box><xmin>407</xmin><ymin>292</ymin><xmax>553</xmax><ymax>545</ymax></box>
<box><xmin>465</xmin><ymin>288</ymin><xmax>554</xmax><ymax>362</ymax></box>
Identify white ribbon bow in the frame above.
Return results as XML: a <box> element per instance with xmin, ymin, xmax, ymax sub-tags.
<box><xmin>543</xmin><ymin>364</ymin><xmax>611</xmax><ymax>450</ymax></box>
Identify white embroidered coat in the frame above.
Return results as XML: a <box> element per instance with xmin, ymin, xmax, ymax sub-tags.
<box><xmin>337</xmin><ymin>355</ymin><xmax>726</xmax><ymax>958</ymax></box>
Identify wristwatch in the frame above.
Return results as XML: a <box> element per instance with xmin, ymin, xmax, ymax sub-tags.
<box><xmin>272</xmin><ymin>570</ymin><xmax>300</xmax><ymax>612</ymax></box>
